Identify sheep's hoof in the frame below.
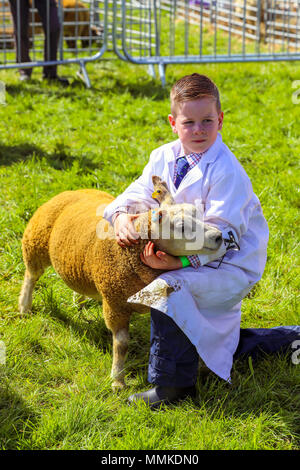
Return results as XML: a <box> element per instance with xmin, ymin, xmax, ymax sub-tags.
<box><xmin>112</xmin><ymin>380</ymin><xmax>126</xmax><ymax>392</ymax></box>
<box><xmin>18</xmin><ymin>301</ymin><xmax>32</xmax><ymax>315</ymax></box>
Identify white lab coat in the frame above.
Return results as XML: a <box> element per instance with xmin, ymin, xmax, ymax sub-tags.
<box><xmin>103</xmin><ymin>133</ymin><xmax>269</xmax><ymax>381</ymax></box>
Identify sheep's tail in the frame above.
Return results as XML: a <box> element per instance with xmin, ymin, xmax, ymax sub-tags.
<box><xmin>19</xmin><ymin>189</ymin><xmax>115</xmax><ymax>313</ymax></box>
<box><xmin>22</xmin><ymin>191</ymin><xmax>82</xmax><ymax>274</ymax></box>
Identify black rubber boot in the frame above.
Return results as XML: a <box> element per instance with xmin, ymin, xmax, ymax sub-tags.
<box><xmin>128</xmin><ymin>385</ymin><xmax>196</xmax><ymax>409</ymax></box>
<box><xmin>43</xmin><ymin>75</ymin><xmax>69</xmax><ymax>86</ymax></box>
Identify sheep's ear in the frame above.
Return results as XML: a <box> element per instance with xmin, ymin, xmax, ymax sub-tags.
<box><xmin>152</xmin><ymin>175</ymin><xmax>162</xmax><ymax>186</ymax></box>
<box><xmin>160</xmin><ymin>180</ymin><xmax>169</xmax><ymax>191</ymax></box>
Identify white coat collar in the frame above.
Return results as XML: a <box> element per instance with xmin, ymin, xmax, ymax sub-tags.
<box><xmin>166</xmin><ymin>133</ymin><xmax>223</xmax><ymax>195</ymax></box>
<box><xmin>165</xmin><ymin>132</ymin><xmax>223</xmax><ymax>164</ymax></box>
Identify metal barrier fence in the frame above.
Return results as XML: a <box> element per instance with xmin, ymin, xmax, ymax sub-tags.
<box><xmin>118</xmin><ymin>0</ymin><xmax>300</xmax><ymax>84</ymax></box>
<box><xmin>1</xmin><ymin>0</ymin><xmax>300</xmax><ymax>87</ymax></box>
<box><xmin>0</xmin><ymin>0</ymin><xmax>107</xmax><ymax>86</ymax></box>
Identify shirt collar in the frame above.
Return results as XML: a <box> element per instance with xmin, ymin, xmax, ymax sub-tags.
<box><xmin>177</xmin><ymin>143</ymin><xmax>209</xmax><ymax>161</ymax></box>
<box><xmin>166</xmin><ymin>134</ymin><xmax>223</xmax><ymax>164</ymax></box>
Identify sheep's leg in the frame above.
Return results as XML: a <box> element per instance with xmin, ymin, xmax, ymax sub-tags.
<box><xmin>19</xmin><ymin>268</ymin><xmax>43</xmax><ymax>314</ymax></box>
<box><xmin>102</xmin><ymin>298</ymin><xmax>131</xmax><ymax>389</ymax></box>
<box><xmin>111</xmin><ymin>327</ymin><xmax>130</xmax><ymax>390</ymax></box>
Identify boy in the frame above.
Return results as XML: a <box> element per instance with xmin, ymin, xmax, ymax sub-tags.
<box><xmin>103</xmin><ymin>74</ymin><xmax>288</xmax><ymax>408</ymax></box>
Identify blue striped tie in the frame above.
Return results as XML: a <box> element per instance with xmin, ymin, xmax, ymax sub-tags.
<box><xmin>174</xmin><ymin>156</ymin><xmax>189</xmax><ymax>189</ymax></box>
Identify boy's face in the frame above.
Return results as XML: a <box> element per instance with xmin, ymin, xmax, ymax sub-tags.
<box><xmin>168</xmin><ymin>97</ymin><xmax>223</xmax><ymax>155</ymax></box>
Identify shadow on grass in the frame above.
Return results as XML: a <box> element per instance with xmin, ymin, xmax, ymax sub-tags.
<box><xmin>45</xmin><ymin>300</ymin><xmax>152</xmax><ymax>368</ymax></box>
<box><xmin>40</xmin><ymin>292</ymin><xmax>112</xmax><ymax>354</ymax></box>
<box><xmin>5</xmin><ymin>72</ymin><xmax>169</xmax><ymax>101</ymax></box>
<box><xmin>0</xmin><ymin>381</ymin><xmax>37</xmax><ymax>449</ymax></box>
<box><xmin>39</xmin><ymin>286</ymin><xmax>151</xmax><ymax>379</ymax></box>
<box><xmin>5</xmin><ymin>78</ymin><xmax>86</xmax><ymax>99</ymax></box>
<box><xmin>101</xmin><ymin>76</ymin><xmax>169</xmax><ymax>101</ymax></box>
<box><xmin>0</xmin><ymin>142</ymin><xmax>99</xmax><ymax>171</ymax></box>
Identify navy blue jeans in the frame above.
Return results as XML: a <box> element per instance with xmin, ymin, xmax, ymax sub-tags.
<box><xmin>148</xmin><ymin>308</ymin><xmax>300</xmax><ymax>387</ymax></box>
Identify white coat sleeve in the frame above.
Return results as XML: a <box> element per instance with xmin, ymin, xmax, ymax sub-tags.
<box><xmin>103</xmin><ymin>152</ymin><xmax>159</xmax><ymax>224</ymax></box>
<box><xmin>187</xmin><ymin>165</ymin><xmax>254</xmax><ymax>267</ymax></box>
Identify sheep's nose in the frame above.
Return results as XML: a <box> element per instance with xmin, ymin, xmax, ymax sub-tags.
<box><xmin>212</xmin><ymin>232</ymin><xmax>222</xmax><ymax>247</ymax></box>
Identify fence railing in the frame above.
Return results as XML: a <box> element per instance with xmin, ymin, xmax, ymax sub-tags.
<box><xmin>1</xmin><ymin>0</ymin><xmax>299</xmax><ymax>87</ymax></box>
<box><xmin>0</xmin><ymin>0</ymin><xmax>108</xmax><ymax>87</ymax></box>
<box><xmin>116</xmin><ymin>0</ymin><xmax>300</xmax><ymax>84</ymax></box>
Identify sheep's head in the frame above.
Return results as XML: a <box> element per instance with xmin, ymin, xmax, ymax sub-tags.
<box><xmin>152</xmin><ymin>175</ymin><xmax>175</xmax><ymax>207</ymax></box>
<box><xmin>135</xmin><ymin>203</ymin><xmax>222</xmax><ymax>256</ymax></box>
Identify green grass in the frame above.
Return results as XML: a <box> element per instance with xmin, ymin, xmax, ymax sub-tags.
<box><xmin>0</xmin><ymin>54</ymin><xmax>299</xmax><ymax>450</ymax></box>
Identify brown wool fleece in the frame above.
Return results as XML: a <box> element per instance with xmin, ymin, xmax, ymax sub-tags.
<box><xmin>21</xmin><ymin>189</ymin><xmax>160</xmax><ymax>333</ymax></box>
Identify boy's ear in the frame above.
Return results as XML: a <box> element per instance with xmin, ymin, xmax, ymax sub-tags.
<box><xmin>168</xmin><ymin>114</ymin><xmax>177</xmax><ymax>133</ymax></box>
<box><xmin>218</xmin><ymin>111</ymin><xmax>224</xmax><ymax>130</ymax></box>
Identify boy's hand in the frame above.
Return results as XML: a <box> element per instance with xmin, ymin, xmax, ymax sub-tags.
<box><xmin>114</xmin><ymin>213</ymin><xmax>140</xmax><ymax>247</ymax></box>
<box><xmin>140</xmin><ymin>241</ymin><xmax>182</xmax><ymax>270</ymax></box>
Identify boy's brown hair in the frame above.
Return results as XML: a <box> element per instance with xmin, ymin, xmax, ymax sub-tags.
<box><xmin>170</xmin><ymin>73</ymin><xmax>221</xmax><ymax>115</ymax></box>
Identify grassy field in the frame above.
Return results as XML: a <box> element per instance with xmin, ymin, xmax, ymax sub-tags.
<box><xmin>0</xmin><ymin>53</ymin><xmax>299</xmax><ymax>450</ymax></box>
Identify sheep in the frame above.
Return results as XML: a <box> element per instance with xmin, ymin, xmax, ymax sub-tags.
<box><xmin>19</xmin><ymin>186</ymin><xmax>222</xmax><ymax>389</ymax></box>
<box><xmin>28</xmin><ymin>0</ymin><xmax>103</xmax><ymax>50</ymax></box>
